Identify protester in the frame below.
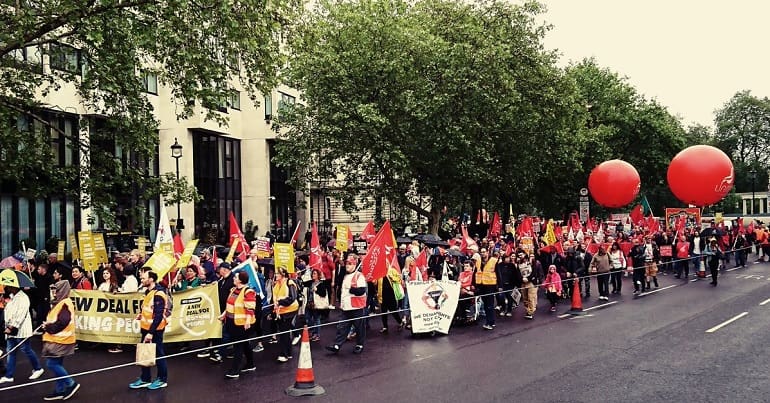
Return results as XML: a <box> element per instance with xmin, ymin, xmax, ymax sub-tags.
<box><xmin>200</xmin><ymin>262</ymin><xmax>234</xmax><ymax>362</ymax></box>
<box><xmin>31</xmin><ymin>263</ymin><xmax>53</xmax><ymax>327</ymax></box>
<box><xmin>608</xmin><ymin>242</ymin><xmax>626</xmax><ymax>294</ymax></box>
<box><xmin>326</xmin><ymin>254</ymin><xmax>367</xmax><ymax>354</ymax></box>
<box><xmin>705</xmin><ymin>238</ymin><xmax>723</xmax><ymax>286</ymax></box>
<box><xmin>129</xmin><ymin>269</ymin><xmax>168</xmax><ymax>390</ymax></box>
<box><xmin>41</xmin><ymin>279</ymin><xmax>79</xmax><ymax>401</ymax></box>
<box><xmin>496</xmin><ymin>254</ymin><xmax>519</xmax><ymax>316</ymax></box>
<box><xmin>589</xmin><ymin>245</ymin><xmax>611</xmax><ymax>300</ymax></box>
<box><xmin>98</xmin><ymin>267</ymin><xmax>120</xmax><ymax>293</ymax></box>
<box><xmin>221</xmin><ymin>271</ymin><xmax>257</xmax><ymax>379</ymax></box>
<box><xmin>474</xmin><ymin>247</ymin><xmax>498</xmax><ymax>330</ymax></box>
<box><xmin>541</xmin><ymin>265</ymin><xmax>563</xmax><ymax>312</ymax></box>
<box><xmin>375</xmin><ymin>265</ymin><xmax>404</xmax><ymax>333</ymax></box>
<box><xmin>305</xmin><ymin>269</ymin><xmax>330</xmax><ymax>341</ymax></box>
<box><xmin>516</xmin><ymin>251</ymin><xmax>539</xmax><ymax>320</ymax></box>
<box><xmin>173</xmin><ymin>265</ymin><xmax>201</xmax><ymax>291</ymax></box>
<box><xmin>643</xmin><ymin>237</ymin><xmax>660</xmax><ymax>290</ymax></box>
<box><xmin>273</xmin><ymin>267</ymin><xmax>299</xmax><ymax>362</ymax></box>
<box><xmin>0</xmin><ymin>286</ymin><xmax>44</xmax><ymax>384</ymax></box>
<box><xmin>70</xmin><ymin>266</ymin><xmax>92</xmax><ymax>290</ymax></box>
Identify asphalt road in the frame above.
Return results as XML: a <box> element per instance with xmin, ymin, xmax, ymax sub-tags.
<box><xmin>4</xmin><ymin>257</ymin><xmax>770</xmax><ymax>403</ymax></box>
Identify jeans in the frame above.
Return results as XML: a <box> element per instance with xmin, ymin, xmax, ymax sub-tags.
<box><xmin>276</xmin><ymin>312</ymin><xmax>296</xmax><ymax>358</ymax></box>
<box><xmin>596</xmin><ymin>273</ymin><xmax>610</xmax><ymax>297</ymax></box>
<box><xmin>5</xmin><ymin>337</ymin><xmax>42</xmax><ymax>378</ymax></box>
<box><xmin>477</xmin><ymin>286</ymin><xmax>496</xmax><ymax>326</ymax></box>
<box><xmin>306</xmin><ymin>309</ymin><xmax>322</xmax><ymax>337</ymax></box>
<box><xmin>139</xmin><ymin>329</ymin><xmax>167</xmax><ymax>382</ymax></box>
<box><xmin>227</xmin><ymin>324</ymin><xmax>253</xmax><ymax>373</ymax></box>
<box><xmin>735</xmin><ymin>249</ymin><xmax>747</xmax><ymax>267</ymax></box>
<box><xmin>46</xmin><ymin>357</ymin><xmax>74</xmax><ymax>393</ymax></box>
<box><xmin>334</xmin><ymin>308</ymin><xmax>365</xmax><ymax>347</ymax></box>
<box><xmin>676</xmin><ymin>259</ymin><xmax>690</xmax><ymax>278</ymax></box>
<box><xmin>610</xmin><ymin>269</ymin><xmax>623</xmax><ymax>293</ymax></box>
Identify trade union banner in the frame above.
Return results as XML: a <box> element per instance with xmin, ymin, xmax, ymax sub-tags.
<box><xmin>406</xmin><ymin>280</ymin><xmax>461</xmax><ymax>334</ymax></box>
<box><xmin>70</xmin><ymin>285</ymin><xmax>222</xmax><ymax>344</ymax></box>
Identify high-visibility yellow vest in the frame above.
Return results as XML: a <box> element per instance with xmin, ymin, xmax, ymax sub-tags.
<box><xmin>273</xmin><ymin>280</ymin><xmax>299</xmax><ymax>315</ymax></box>
<box><xmin>226</xmin><ymin>287</ymin><xmax>257</xmax><ymax>325</ymax></box>
<box><xmin>43</xmin><ymin>299</ymin><xmax>76</xmax><ymax>345</ymax></box>
<box><xmin>140</xmin><ymin>290</ymin><xmax>167</xmax><ymax>331</ymax></box>
<box><xmin>475</xmin><ymin>257</ymin><xmax>498</xmax><ymax>286</ymax></box>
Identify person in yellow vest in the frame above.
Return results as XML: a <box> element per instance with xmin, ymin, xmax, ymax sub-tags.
<box><xmin>129</xmin><ymin>269</ymin><xmax>168</xmax><ymax>390</ymax></box>
<box><xmin>272</xmin><ymin>267</ymin><xmax>299</xmax><ymax>363</ymax></box>
<box><xmin>326</xmin><ymin>254</ymin><xmax>367</xmax><ymax>354</ymax></box>
<box><xmin>473</xmin><ymin>248</ymin><xmax>498</xmax><ymax>330</ymax></box>
<box><xmin>40</xmin><ymin>279</ymin><xmax>79</xmax><ymax>401</ymax></box>
<box><xmin>220</xmin><ymin>271</ymin><xmax>258</xmax><ymax>379</ymax></box>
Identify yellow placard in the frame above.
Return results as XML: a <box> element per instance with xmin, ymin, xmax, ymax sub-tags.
<box><xmin>273</xmin><ymin>243</ymin><xmax>295</xmax><ymax>273</ymax></box>
<box><xmin>177</xmin><ymin>239</ymin><xmax>199</xmax><ymax>269</ymax></box>
<box><xmin>520</xmin><ymin>236</ymin><xmax>534</xmax><ymax>256</ymax></box>
<box><xmin>544</xmin><ymin>220</ymin><xmax>558</xmax><ymax>245</ymax></box>
<box><xmin>225</xmin><ymin>238</ymin><xmax>239</xmax><ymax>263</ymax></box>
<box><xmin>69</xmin><ymin>233</ymin><xmax>80</xmax><ymax>261</ymax></box>
<box><xmin>77</xmin><ymin>231</ymin><xmax>98</xmax><ymax>271</ymax></box>
<box><xmin>92</xmin><ymin>232</ymin><xmax>109</xmax><ymax>264</ymax></box>
<box><xmin>69</xmin><ymin>286</ymin><xmax>222</xmax><ymax>344</ymax></box>
<box><xmin>136</xmin><ymin>237</ymin><xmax>147</xmax><ymax>259</ymax></box>
<box><xmin>142</xmin><ymin>248</ymin><xmax>177</xmax><ymax>278</ymax></box>
<box><xmin>159</xmin><ymin>242</ymin><xmax>173</xmax><ymax>254</ymax></box>
<box><xmin>715</xmin><ymin>212</ymin><xmax>724</xmax><ymax>224</ymax></box>
<box><xmin>335</xmin><ymin>225</ymin><xmax>349</xmax><ymax>251</ymax></box>
<box><xmin>57</xmin><ymin>241</ymin><xmax>65</xmax><ymax>258</ymax></box>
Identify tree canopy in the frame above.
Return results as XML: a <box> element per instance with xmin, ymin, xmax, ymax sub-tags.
<box><xmin>1</xmin><ymin>0</ymin><xmax>297</xmax><ymax>228</ymax></box>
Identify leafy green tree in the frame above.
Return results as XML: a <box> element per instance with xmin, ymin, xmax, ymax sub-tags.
<box><xmin>275</xmin><ymin>0</ymin><xmax>583</xmax><ymax>233</ymax></box>
<box><xmin>1</xmin><ymin>0</ymin><xmax>297</xmax><ymax>228</ymax></box>
<box><xmin>714</xmin><ymin>90</ymin><xmax>770</xmax><ymax>166</ymax></box>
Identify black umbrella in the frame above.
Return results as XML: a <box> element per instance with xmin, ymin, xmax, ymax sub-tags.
<box><xmin>446</xmin><ymin>249</ymin><xmax>464</xmax><ymax>257</ymax></box>
<box><xmin>415</xmin><ymin>234</ymin><xmax>442</xmax><ymax>243</ymax></box>
<box><xmin>396</xmin><ymin>236</ymin><xmax>412</xmax><ymax>244</ymax></box>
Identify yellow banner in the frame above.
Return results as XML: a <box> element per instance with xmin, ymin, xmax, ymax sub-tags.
<box><xmin>178</xmin><ymin>239</ymin><xmax>199</xmax><ymax>268</ymax></box>
<box><xmin>544</xmin><ymin>220</ymin><xmax>558</xmax><ymax>246</ymax></box>
<box><xmin>225</xmin><ymin>238</ymin><xmax>239</xmax><ymax>263</ymax></box>
<box><xmin>70</xmin><ymin>286</ymin><xmax>222</xmax><ymax>344</ymax></box>
<box><xmin>69</xmin><ymin>233</ymin><xmax>80</xmax><ymax>261</ymax></box>
<box><xmin>92</xmin><ymin>232</ymin><xmax>109</xmax><ymax>264</ymax></box>
<box><xmin>143</xmin><ymin>249</ymin><xmax>177</xmax><ymax>278</ymax></box>
<box><xmin>137</xmin><ymin>237</ymin><xmax>147</xmax><ymax>259</ymax></box>
<box><xmin>78</xmin><ymin>231</ymin><xmax>98</xmax><ymax>272</ymax></box>
<box><xmin>335</xmin><ymin>225</ymin><xmax>349</xmax><ymax>251</ymax></box>
<box><xmin>715</xmin><ymin>212</ymin><xmax>724</xmax><ymax>224</ymax></box>
<box><xmin>57</xmin><ymin>241</ymin><xmax>65</xmax><ymax>258</ymax></box>
<box><xmin>273</xmin><ymin>243</ymin><xmax>295</xmax><ymax>273</ymax></box>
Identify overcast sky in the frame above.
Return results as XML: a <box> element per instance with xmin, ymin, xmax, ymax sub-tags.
<box><xmin>537</xmin><ymin>0</ymin><xmax>770</xmax><ymax>128</ymax></box>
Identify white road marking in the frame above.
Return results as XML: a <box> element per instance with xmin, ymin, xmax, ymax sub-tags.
<box><xmin>637</xmin><ymin>285</ymin><xmax>677</xmax><ymax>296</ymax></box>
<box><xmin>558</xmin><ymin>301</ymin><xmax>618</xmax><ymax>318</ymax></box>
<box><xmin>726</xmin><ymin>267</ymin><xmax>740</xmax><ymax>272</ymax></box>
<box><xmin>690</xmin><ymin>278</ymin><xmax>699</xmax><ymax>282</ymax></box>
<box><xmin>705</xmin><ymin>312</ymin><xmax>749</xmax><ymax>333</ymax></box>
<box><xmin>759</xmin><ymin>298</ymin><xmax>770</xmax><ymax>306</ymax></box>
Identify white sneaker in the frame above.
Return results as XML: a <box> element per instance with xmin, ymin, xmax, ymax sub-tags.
<box><xmin>277</xmin><ymin>356</ymin><xmax>289</xmax><ymax>362</ymax></box>
<box><xmin>0</xmin><ymin>376</ymin><xmax>13</xmax><ymax>384</ymax></box>
<box><xmin>30</xmin><ymin>368</ymin><xmax>44</xmax><ymax>380</ymax></box>
<box><xmin>291</xmin><ymin>335</ymin><xmax>301</xmax><ymax>346</ymax></box>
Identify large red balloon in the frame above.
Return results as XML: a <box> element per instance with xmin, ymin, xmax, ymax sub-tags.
<box><xmin>588</xmin><ymin>160</ymin><xmax>641</xmax><ymax>208</ymax></box>
<box><xmin>667</xmin><ymin>145</ymin><xmax>734</xmax><ymax>206</ymax></box>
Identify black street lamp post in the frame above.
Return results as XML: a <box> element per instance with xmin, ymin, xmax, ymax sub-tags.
<box><xmin>171</xmin><ymin>138</ymin><xmax>184</xmax><ymax>233</ymax></box>
<box><xmin>750</xmin><ymin>169</ymin><xmax>757</xmax><ymax>216</ymax></box>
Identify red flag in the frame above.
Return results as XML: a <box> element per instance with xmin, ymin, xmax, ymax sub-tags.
<box><xmin>570</xmin><ymin>212</ymin><xmax>581</xmax><ymax>232</ymax></box>
<box><xmin>648</xmin><ymin>214</ymin><xmax>660</xmax><ymax>233</ymax></box>
<box><xmin>290</xmin><ymin>221</ymin><xmax>302</xmax><ymax>246</ymax></box>
<box><xmin>675</xmin><ymin>215</ymin><xmax>685</xmax><ymax>233</ymax></box>
<box><xmin>173</xmin><ymin>233</ymin><xmax>184</xmax><ymax>256</ymax></box>
<box><xmin>389</xmin><ymin>252</ymin><xmax>401</xmax><ymax>272</ymax></box>
<box><xmin>487</xmin><ymin>212</ymin><xmax>502</xmax><ymax>239</ymax></box>
<box><xmin>748</xmin><ymin>220</ymin><xmax>755</xmax><ymax>234</ymax></box>
<box><xmin>228</xmin><ymin>211</ymin><xmax>248</xmax><ymax>253</ymax></box>
<box><xmin>504</xmin><ymin>242</ymin><xmax>513</xmax><ymax>257</ymax></box>
<box><xmin>414</xmin><ymin>248</ymin><xmax>429</xmax><ymax>280</ymax></box>
<box><xmin>460</xmin><ymin>225</ymin><xmax>477</xmax><ymax>253</ymax></box>
<box><xmin>309</xmin><ymin>222</ymin><xmax>322</xmax><ymax>270</ymax></box>
<box><xmin>347</xmin><ymin>227</ymin><xmax>354</xmax><ymax>249</ymax></box>
<box><xmin>553</xmin><ymin>241</ymin><xmax>564</xmax><ymax>256</ymax></box>
<box><xmin>359</xmin><ymin>220</ymin><xmax>377</xmax><ymax>244</ymax></box>
<box><xmin>517</xmin><ymin>217</ymin><xmax>533</xmax><ymax>237</ymax></box>
<box><xmin>738</xmin><ymin>218</ymin><xmax>744</xmax><ymax>234</ymax></box>
<box><xmin>630</xmin><ymin>204</ymin><xmax>643</xmax><ymax>226</ymax></box>
<box><xmin>361</xmin><ymin>220</ymin><xmax>396</xmax><ymax>281</ymax></box>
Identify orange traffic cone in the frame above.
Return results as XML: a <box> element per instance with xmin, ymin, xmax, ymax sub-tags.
<box><xmin>285</xmin><ymin>326</ymin><xmax>325</xmax><ymax>397</ymax></box>
<box><xmin>567</xmin><ymin>278</ymin><xmax>584</xmax><ymax>315</ymax></box>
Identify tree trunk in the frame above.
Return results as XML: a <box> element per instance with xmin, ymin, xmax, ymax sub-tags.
<box><xmin>428</xmin><ymin>206</ymin><xmax>441</xmax><ymax>235</ymax></box>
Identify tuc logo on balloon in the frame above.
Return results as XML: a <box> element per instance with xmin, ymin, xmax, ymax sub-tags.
<box><xmin>588</xmin><ymin>145</ymin><xmax>734</xmax><ymax>209</ymax></box>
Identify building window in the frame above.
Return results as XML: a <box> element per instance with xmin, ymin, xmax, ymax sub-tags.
<box><xmin>6</xmin><ymin>45</ymin><xmax>42</xmax><ymax>72</ymax></box>
<box><xmin>193</xmin><ymin>132</ymin><xmax>241</xmax><ymax>244</ymax></box>
<box><xmin>49</xmin><ymin>43</ymin><xmax>81</xmax><ymax>74</ymax></box>
<box><xmin>278</xmin><ymin>92</ymin><xmax>295</xmax><ymax>116</ymax></box>
<box><xmin>143</xmin><ymin>71</ymin><xmax>158</xmax><ymax>95</ymax></box>
<box><xmin>229</xmin><ymin>91</ymin><xmax>240</xmax><ymax>110</ymax></box>
<box><xmin>264</xmin><ymin>93</ymin><xmax>273</xmax><ymax>120</ymax></box>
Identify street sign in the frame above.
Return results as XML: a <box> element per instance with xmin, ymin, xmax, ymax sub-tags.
<box><xmin>579</xmin><ymin>188</ymin><xmax>590</xmax><ymax>222</ymax></box>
